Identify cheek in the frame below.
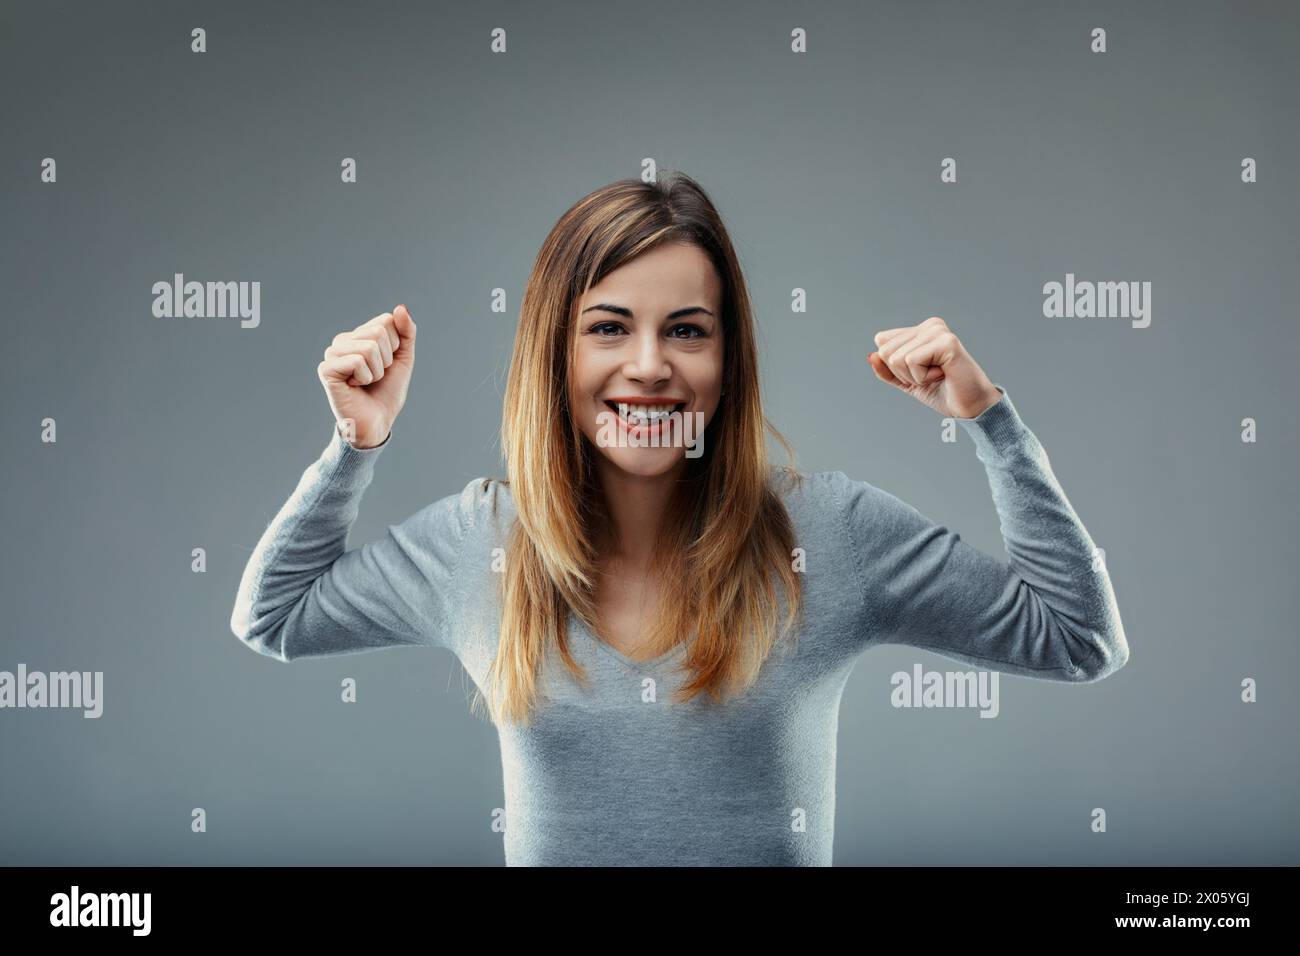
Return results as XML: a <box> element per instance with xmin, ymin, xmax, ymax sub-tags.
<box><xmin>571</xmin><ymin>343</ymin><xmax>602</xmax><ymax>385</ymax></box>
<box><xmin>684</xmin><ymin>351</ymin><xmax>724</xmax><ymax>392</ymax></box>
<box><xmin>567</xmin><ymin>355</ymin><xmax>603</xmax><ymax>428</ymax></box>
<box><xmin>567</xmin><ymin>383</ymin><xmax>593</xmax><ymax>432</ymax></box>
<box><xmin>699</xmin><ymin>353</ymin><xmax>725</xmax><ymax>413</ymax></box>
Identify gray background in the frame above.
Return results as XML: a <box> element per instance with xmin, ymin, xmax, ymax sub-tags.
<box><xmin>2</xmin><ymin>0</ymin><xmax>1297</xmax><ymax>865</ymax></box>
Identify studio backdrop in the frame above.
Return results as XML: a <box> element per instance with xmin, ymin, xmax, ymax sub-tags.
<box><xmin>2</xmin><ymin>0</ymin><xmax>1297</xmax><ymax>865</ymax></box>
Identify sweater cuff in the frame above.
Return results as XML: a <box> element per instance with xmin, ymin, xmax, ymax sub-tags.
<box><xmin>320</xmin><ymin>422</ymin><xmax>391</xmax><ymax>488</ymax></box>
<box><xmin>954</xmin><ymin>384</ymin><xmax>1029</xmax><ymax>458</ymax></box>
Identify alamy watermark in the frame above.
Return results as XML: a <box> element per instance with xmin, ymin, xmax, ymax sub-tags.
<box><xmin>152</xmin><ymin>273</ymin><xmax>260</xmax><ymax>328</ymax></box>
<box><xmin>0</xmin><ymin>664</ymin><xmax>103</xmax><ymax>718</ymax></box>
<box><xmin>50</xmin><ymin>885</ymin><xmax>150</xmax><ymax>936</ymax></box>
<box><xmin>596</xmin><ymin>403</ymin><xmax>705</xmax><ymax>458</ymax></box>
<box><xmin>891</xmin><ymin>663</ymin><xmax>1000</xmax><ymax>718</ymax></box>
<box><xmin>1043</xmin><ymin>272</ymin><xmax>1150</xmax><ymax>328</ymax></box>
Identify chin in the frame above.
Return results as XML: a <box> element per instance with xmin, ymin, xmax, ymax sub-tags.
<box><xmin>597</xmin><ymin>447</ymin><xmax>687</xmax><ymax>479</ymax></box>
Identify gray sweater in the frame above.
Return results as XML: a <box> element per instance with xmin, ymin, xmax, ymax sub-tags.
<box><xmin>230</xmin><ymin>384</ymin><xmax>1128</xmax><ymax>865</ymax></box>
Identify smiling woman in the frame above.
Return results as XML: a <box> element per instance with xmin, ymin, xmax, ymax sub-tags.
<box><xmin>498</xmin><ymin>179</ymin><xmax>804</xmax><ymax>706</ymax></box>
<box><xmin>573</xmin><ymin>246</ymin><xmax>720</xmax><ymax>465</ymax></box>
<box><xmin>230</xmin><ymin>171</ymin><xmax>1129</xmax><ymax>866</ymax></box>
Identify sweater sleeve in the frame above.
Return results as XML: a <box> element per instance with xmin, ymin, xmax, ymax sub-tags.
<box><xmin>830</xmin><ymin>384</ymin><xmax>1129</xmax><ymax>682</ymax></box>
<box><xmin>230</xmin><ymin>425</ymin><xmax>473</xmax><ymax>661</ymax></box>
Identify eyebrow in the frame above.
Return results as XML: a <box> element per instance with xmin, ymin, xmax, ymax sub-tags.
<box><xmin>580</xmin><ymin>303</ymin><xmax>715</xmax><ymax>321</ymax></box>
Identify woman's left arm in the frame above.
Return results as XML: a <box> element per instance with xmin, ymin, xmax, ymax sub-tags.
<box><xmin>835</xmin><ymin>317</ymin><xmax>1129</xmax><ymax>682</ymax></box>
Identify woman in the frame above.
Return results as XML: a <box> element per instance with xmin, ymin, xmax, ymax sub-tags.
<box><xmin>230</xmin><ymin>172</ymin><xmax>1129</xmax><ymax>866</ymax></box>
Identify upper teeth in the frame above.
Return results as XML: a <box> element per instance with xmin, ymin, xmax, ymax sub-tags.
<box><xmin>615</xmin><ymin>403</ymin><xmax>677</xmax><ymax>421</ymax></box>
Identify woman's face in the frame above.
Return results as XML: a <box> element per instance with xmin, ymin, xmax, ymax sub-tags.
<box><xmin>569</xmin><ymin>242</ymin><xmax>725</xmax><ymax>480</ymax></box>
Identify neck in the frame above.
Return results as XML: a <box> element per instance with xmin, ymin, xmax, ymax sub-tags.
<box><xmin>594</xmin><ymin>457</ymin><xmax>687</xmax><ymax>569</ymax></box>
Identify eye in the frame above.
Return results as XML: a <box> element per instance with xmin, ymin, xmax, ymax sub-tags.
<box><xmin>668</xmin><ymin>323</ymin><xmax>708</xmax><ymax>339</ymax></box>
<box><xmin>589</xmin><ymin>321</ymin><xmax>626</xmax><ymax>336</ymax></box>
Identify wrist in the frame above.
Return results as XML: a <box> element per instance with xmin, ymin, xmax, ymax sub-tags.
<box><xmin>957</xmin><ymin>385</ymin><xmax>1004</xmax><ymax>420</ymax></box>
<box><xmin>336</xmin><ymin>421</ymin><xmax>391</xmax><ymax>449</ymax></box>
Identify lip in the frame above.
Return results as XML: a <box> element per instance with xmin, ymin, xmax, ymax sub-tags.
<box><xmin>599</xmin><ymin>398</ymin><xmax>688</xmax><ymax>441</ymax></box>
<box><xmin>602</xmin><ymin>396</ymin><xmax>688</xmax><ymax>405</ymax></box>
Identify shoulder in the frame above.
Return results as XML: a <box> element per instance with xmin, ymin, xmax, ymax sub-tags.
<box><xmin>768</xmin><ymin>466</ymin><xmax>856</xmax><ymax>535</ymax></box>
<box><xmin>768</xmin><ymin>465</ymin><xmax>859</xmax><ymax>508</ymax></box>
<box><xmin>401</xmin><ymin>475</ymin><xmax>514</xmax><ymax>546</ymax></box>
<box><xmin>769</xmin><ymin>466</ymin><xmax>915</xmax><ymax>537</ymax></box>
<box><xmin>455</xmin><ymin>475</ymin><xmax>515</xmax><ymax>534</ymax></box>
<box><xmin>458</xmin><ymin>474</ymin><xmax>513</xmax><ymax>512</ymax></box>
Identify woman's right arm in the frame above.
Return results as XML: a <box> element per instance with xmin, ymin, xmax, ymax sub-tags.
<box><xmin>229</xmin><ymin>424</ymin><xmax>472</xmax><ymax>659</ymax></box>
<box><xmin>230</xmin><ymin>305</ymin><xmax>468</xmax><ymax>660</ymax></box>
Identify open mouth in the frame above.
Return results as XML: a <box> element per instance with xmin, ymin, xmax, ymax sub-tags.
<box><xmin>603</xmin><ymin>400</ymin><xmax>686</xmax><ymax>426</ymax></box>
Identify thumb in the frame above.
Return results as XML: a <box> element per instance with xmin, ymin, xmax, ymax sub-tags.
<box><xmin>916</xmin><ymin>364</ymin><xmax>945</xmax><ymax>385</ymax></box>
<box><xmin>392</xmin><ymin>304</ymin><xmax>417</xmax><ymax>364</ymax></box>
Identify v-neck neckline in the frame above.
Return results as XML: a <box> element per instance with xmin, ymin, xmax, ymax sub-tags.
<box><xmin>569</xmin><ymin>610</ymin><xmax>693</xmax><ymax>671</ymax></box>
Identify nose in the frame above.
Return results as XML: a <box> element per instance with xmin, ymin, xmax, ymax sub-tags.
<box><xmin>622</xmin><ymin>328</ymin><xmax>671</xmax><ymax>384</ymax></box>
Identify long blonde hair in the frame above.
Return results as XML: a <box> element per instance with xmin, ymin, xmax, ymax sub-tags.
<box><xmin>481</xmin><ymin>172</ymin><xmax>804</xmax><ymax>726</ymax></box>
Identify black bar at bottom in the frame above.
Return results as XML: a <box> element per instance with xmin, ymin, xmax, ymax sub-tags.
<box><xmin>0</xmin><ymin>865</ymin><xmax>1283</xmax><ymax>940</ymax></box>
